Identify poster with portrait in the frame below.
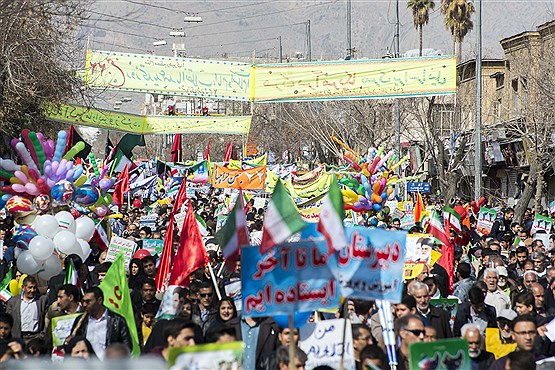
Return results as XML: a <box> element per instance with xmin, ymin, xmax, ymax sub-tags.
<box><xmin>404</xmin><ymin>233</ymin><xmax>435</xmax><ymax>264</ymax></box>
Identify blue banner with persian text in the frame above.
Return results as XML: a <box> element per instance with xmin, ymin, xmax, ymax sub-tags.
<box><xmin>328</xmin><ymin>227</ymin><xmax>407</xmax><ymax>303</ymax></box>
<box><xmin>241</xmin><ymin>241</ymin><xmax>339</xmax><ymax>317</ymax></box>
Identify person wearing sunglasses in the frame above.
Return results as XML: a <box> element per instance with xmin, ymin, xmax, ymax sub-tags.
<box><xmin>488</xmin><ymin>315</ymin><xmax>544</xmax><ymax>370</ymax></box>
<box><xmin>485</xmin><ymin>309</ymin><xmax>517</xmax><ymax>359</ymax></box>
<box><xmin>395</xmin><ymin>314</ymin><xmax>425</xmax><ymax>370</ymax></box>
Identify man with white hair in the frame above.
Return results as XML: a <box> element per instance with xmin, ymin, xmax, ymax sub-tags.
<box><xmin>461</xmin><ymin>323</ymin><xmax>494</xmax><ymax>370</ymax></box>
<box><xmin>483</xmin><ymin>268</ymin><xmax>510</xmax><ymax>314</ymax></box>
<box><xmin>408</xmin><ymin>281</ymin><xmax>452</xmax><ymax>339</ymax></box>
<box><xmin>522</xmin><ymin>270</ymin><xmax>539</xmax><ymax>289</ymax></box>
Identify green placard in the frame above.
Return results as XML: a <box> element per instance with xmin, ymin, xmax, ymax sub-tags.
<box><xmin>167</xmin><ymin>341</ymin><xmax>244</xmax><ymax>368</ymax></box>
<box><xmin>51</xmin><ymin>313</ymin><xmax>82</xmax><ymax>347</ymax></box>
<box><xmin>409</xmin><ymin>338</ymin><xmax>470</xmax><ymax>370</ymax></box>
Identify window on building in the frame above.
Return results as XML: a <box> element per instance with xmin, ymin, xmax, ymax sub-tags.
<box><xmin>493</xmin><ymin>98</ymin><xmax>502</xmax><ymax>122</ymax></box>
<box><xmin>512</xmin><ymin>79</ymin><xmax>519</xmax><ymax>115</ymax></box>
<box><xmin>495</xmin><ymin>73</ymin><xmax>504</xmax><ymax>89</ymax></box>
<box><xmin>433</xmin><ymin>104</ymin><xmax>455</xmax><ymax>137</ymax></box>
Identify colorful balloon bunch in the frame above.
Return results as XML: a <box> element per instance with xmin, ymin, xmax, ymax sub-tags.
<box><xmin>331</xmin><ymin>136</ymin><xmax>411</xmax><ymax>214</ymax></box>
<box><xmin>14</xmin><ymin>212</ymin><xmax>96</xmax><ymax>278</ymax></box>
<box><xmin>0</xmin><ymin>130</ymin><xmax>119</xmax><ymax>216</ymax></box>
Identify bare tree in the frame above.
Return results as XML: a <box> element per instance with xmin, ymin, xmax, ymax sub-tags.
<box><xmin>0</xmin><ymin>0</ymin><xmax>88</xmax><ymax>143</ymax></box>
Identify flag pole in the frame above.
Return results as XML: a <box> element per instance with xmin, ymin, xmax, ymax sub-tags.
<box><xmin>340</xmin><ymin>316</ymin><xmax>348</xmax><ymax>370</ymax></box>
<box><xmin>288</xmin><ymin>313</ymin><xmax>295</xmax><ymax>370</ymax></box>
<box><xmin>207</xmin><ymin>262</ymin><xmax>222</xmax><ymax>300</ymax></box>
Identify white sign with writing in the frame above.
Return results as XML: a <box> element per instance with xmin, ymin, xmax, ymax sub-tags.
<box><xmin>106</xmin><ymin>236</ymin><xmax>137</xmax><ymax>271</ymax></box>
<box><xmin>174</xmin><ymin>211</ymin><xmax>187</xmax><ymax>232</ymax></box>
<box><xmin>299</xmin><ymin>319</ymin><xmax>355</xmax><ymax>370</ymax></box>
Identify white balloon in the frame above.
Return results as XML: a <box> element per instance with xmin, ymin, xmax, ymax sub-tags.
<box><xmin>53</xmin><ymin>230</ymin><xmax>77</xmax><ymax>255</ymax></box>
<box><xmin>17</xmin><ymin>250</ymin><xmax>40</xmax><ymax>275</ymax></box>
<box><xmin>38</xmin><ymin>254</ymin><xmax>63</xmax><ymax>280</ymax></box>
<box><xmin>28</xmin><ymin>236</ymin><xmax>55</xmax><ymax>261</ymax></box>
<box><xmin>55</xmin><ymin>211</ymin><xmax>76</xmax><ymax>232</ymax></box>
<box><xmin>76</xmin><ymin>239</ymin><xmax>91</xmax><ymax>261</ymax></box>
<box><xmin>33</xmin><ymin>215</ymin><xmax>60</xmax><ymax>239</ymax></box>
<box><xmin>75</xmin><ymin>217</ymin><xmax>95</xmax><ymax>241</ymax></box>
<box><xmin>14</xmin><ymin>247</ymin><xmax>21</xmax><ymax>259</ymax></box>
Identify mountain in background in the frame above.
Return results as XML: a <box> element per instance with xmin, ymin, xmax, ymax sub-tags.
<box><xmin>85</xmin><ymin>0</ymin><xmax>555</xmax><ymax>62</ymax></box>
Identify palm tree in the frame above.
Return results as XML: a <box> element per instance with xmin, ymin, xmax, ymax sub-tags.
<box><xmin>407</xmin><ymin>0</ymin><xmax>436</xmax><ymax>56</ymax></box>
<box><xmin>440</xmin><ymin>0</ymin><xmax>475</xmax><ymax>62</ymax></box>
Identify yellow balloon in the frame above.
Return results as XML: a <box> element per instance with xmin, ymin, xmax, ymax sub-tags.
<box><xmin>74</xmin><ymin>175</ymin><xmax>87</xmax><ymax>187</ymax></box>
<box><xmin>341</xmin><ymin>188</ymin><xmax>359</xmax><ymax>205</ymax></box>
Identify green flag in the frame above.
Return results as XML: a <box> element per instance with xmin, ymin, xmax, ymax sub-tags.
<box><xmin>99</xmin><ymin>254</ymin><xmax>140</xmax><ymax>356</ymax></box>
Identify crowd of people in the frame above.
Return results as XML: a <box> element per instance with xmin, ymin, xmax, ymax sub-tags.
<box><xmin>0</xmin><ymin>185</ymin><xmax>554</xmax><ymax>370</ymax></box>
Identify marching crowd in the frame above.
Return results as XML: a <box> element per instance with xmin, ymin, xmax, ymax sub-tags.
<box><xmin>0</xmin><ymin>188</ymin><xmax>553</xmax><ymax>370</ymax></box>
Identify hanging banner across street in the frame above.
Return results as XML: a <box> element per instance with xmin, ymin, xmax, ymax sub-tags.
<box><xmin>84</xmin><ymin>50</ymin><xmax>456</xmax><ymax>102</ymax></box>
<box><xmin>43</xmin><ymin>103</ymin><xmax>251</xmax><ymax>135</ymax></box>
<box><xmin>85</xmin><ymin>50</ymin><xmax>251</xmax><ymax>101</ymax></box>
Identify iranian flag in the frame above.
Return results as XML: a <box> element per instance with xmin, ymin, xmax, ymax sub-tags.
<box><xmin>425</xmin><ymin>211</ymin><xmax>454</xmax><ymax>293</ymax></box>
<box><xmin>64</xmin><ymin>259</ymin><xmax>81</xmax><ymax>289</ymax></box>
<box><xmin>443</xmin><ymin>207</ymin><xmax>461</xmax><ymax>232</ymax></box>
<box><xmin>259</xmin><ymin>179</ymin><xmax>306</xmax><ymax>254</ymax></box>
<box><xmin>215</xmin><ymin>193</ymin><xmax>249</xmax><ymax>272</ymax></box>
<box><xmin>317</xmin><ymin>175</ymin><xmax>347</xmax><ymax>253</ymax></box>
<box><xmin>424</xmin><ymin>211</ymin><xmax>451</xmax><ymax>246</ymax></box>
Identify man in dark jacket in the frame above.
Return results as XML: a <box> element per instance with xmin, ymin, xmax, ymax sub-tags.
<box><xmin>69</xmin><ymin>287</ymin><xmax>132</xmax><ymax>360</ymax></box>
<box><xmin>489</xmin><ymin>208</ymin><xmax>514</xmax><ymax>242</ymax></box>
<box><xmin>409</xmin><ymin>282</ymin><xmax>452</xmax><ymax>339</ymax></box>
<box><xmin>453</xmin><ymin>286</ymin><xmax>497</xmax><ymax>337</ymax></box>
<box><xmin>227</xmin><ymin>316</ymin><xmax>279</xmax><ymax>370</ymax></box>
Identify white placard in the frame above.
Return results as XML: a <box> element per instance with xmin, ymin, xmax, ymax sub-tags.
<box><xmin>106</xmin><ymin>236</ymin><xmax>137</xmax><ymax>271</ymax></box>
<box><xmin>299</xmin><ymin>319</ymin><xmax>356</xmax><ymax>370</ymax></box>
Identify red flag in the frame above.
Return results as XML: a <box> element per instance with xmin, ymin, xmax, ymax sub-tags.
<box><xmin>204</xmin><ymin>139</ymin><xmax>211</xmax><ymax>161</ymax></box>
<box><xmin>155</xmin><ymin>217</ymin><xmax>175</xmax><ymax>293</ymax></box>
<box><xmin>171</xmin><ymin>134</ymin><xmax>182</xmax><ymax>162</ymax></box>
<box><xmin>168</xmin><ymin>205</ymin><xmax>207</xmax><ymax>287</ymax></box>
<box><xmin>172</xmin><ymin>178</ymin><xmax>188</xmax><ymax>214</ymax></box>
<box><xmin>112</xmin><ymin>164</ymin><xmax>130</xmax><ymax>207</ymax></box>
<box><xmin>223</xmin><ymin>142</ymin><xmax>233</xmax><ymax>162</ymax></box>
<box><xmin>414</xmin><ymin>192</ymin><xmax>424</xmax><ymax>223</ymax></box>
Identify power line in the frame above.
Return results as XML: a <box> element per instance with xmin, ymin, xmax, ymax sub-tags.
<box><xmin>82</xmin><ymin>23</ymin><xmax>159</xmax><ymax>41</ymax></box>
<box><xmin>193</xmin><ymin>37</ymin><xmax>277</xmax><ymax>50</ymax></box>
<box><xmin>87</xmin><ymin>9</ymin><xmax>175</xmax><ymax>30</ymax></box>
<box><xmin>122</xmin><ymin>0</ymin><xmax>271</xmax><ymax>15</ymax></box>
<box><xmin>185</xmin><ymin>1</ymin><xmax>339</xmax><ymax>30</ymax></box>
<box><xmin>186</xmin><ymin>22</ymin><xmax>306</xmax><ymax>39</ymax></box>
<box><xmin>91</xmin><ymin>39</ymin><xmax>151</xmax><ymax>53</ymax></box>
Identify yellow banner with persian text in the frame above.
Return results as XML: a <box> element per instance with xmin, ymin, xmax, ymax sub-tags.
<box><xmin>43</xmin><ymin>104</ymin><xmax>251</xmax><ymax>135</ymax></box>
<box><xmin>85</xmin><ymin>50</ymin><xmax>251</xmax><ymax>101</ymax></box>
<box><xmin>252</xmin><ymin>56</ymin><xmax>456</xmax><ymax>102</ymax></box>
<box><xmin>84</xmin><ymin>50</ymin><xmax>455</xmax><ymax>102</ymax></box>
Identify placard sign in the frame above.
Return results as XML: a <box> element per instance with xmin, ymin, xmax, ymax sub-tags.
<box><xmin>299</xmin><ymin>319</ymin><xmax>355</xmax><ymax>370</ymax></box>
<box><xmin>106</xmin><ymin>236</ymin><xmax>137</xmax><ymax>271</ymax></box>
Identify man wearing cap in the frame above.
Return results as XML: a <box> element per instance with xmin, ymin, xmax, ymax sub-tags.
<box><xmin>484</xmin><ymin>309</ymin><xmax>517</xmax><ymax>359</ymax></box>
<box><xmin>483</xmin><ymin>268</ymin><xmax>511</xmax><ymax>314</ymax></box>
<box><xmin>495</xmin><ymin>266</ymin><xmax>513</xmax><ymax>296</ymax></box>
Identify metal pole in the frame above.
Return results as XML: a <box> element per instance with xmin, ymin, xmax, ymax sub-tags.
<box><xmin>394</xmin><ymin>0</ymin><xmax>401</xmax><ymax>187</ymax></box>
<box><xmin>347</xmin><ymin>0</ymin><xmax>352</xmax><ymax>58</ymax></box>
<box><xmin>474</xmin><ymin>0</ymin><xmax>482</xmax><ymax>199</ymax></box>
<box><xmin>279</xmin><ymin>36</ymin><xmax>283</xmax><ymax>63</ymax></box>
<box><xmin>307</xmin><ymin>20</ymin><xmax>312</xmax><ymax>62</ymax></box>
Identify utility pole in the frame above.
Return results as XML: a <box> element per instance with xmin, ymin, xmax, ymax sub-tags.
<box><xmin>306</xmin><ymin>20</ymin><xmax>312</xmax><ymax>62</ymax></box>
<box><xmin>347</xmin><ymin>0</ymin><xmax>352</xmax><ymax>59</ymax></box>
<box><xmin>278</xmin><ymin>36</ymin><xmax>283</xmax><ymax>63</ymax></box>
<box><xmin>394</xmin><ymin>0</ymin><xmax>401</xmax><ymax>178</ymax></box>
<box><xmin>474</xmin><ymin>0</ymin><xmax>482</xmax><ymax>199</ymax></box>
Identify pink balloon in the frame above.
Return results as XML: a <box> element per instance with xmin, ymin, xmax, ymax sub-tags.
<box><xmin>14</xmin><ymin>171</ymin><xmax>29</xmax><ymax>184</ymax></box>
<box><xmin>24</xmin><ymin>183</ymin><xmax>40</xmax><ymax>196</ymax></box>
<box><xmin>11</xmin><ymin>184</ymin><xmax>27</xmax><ymax>193</ymax></box>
